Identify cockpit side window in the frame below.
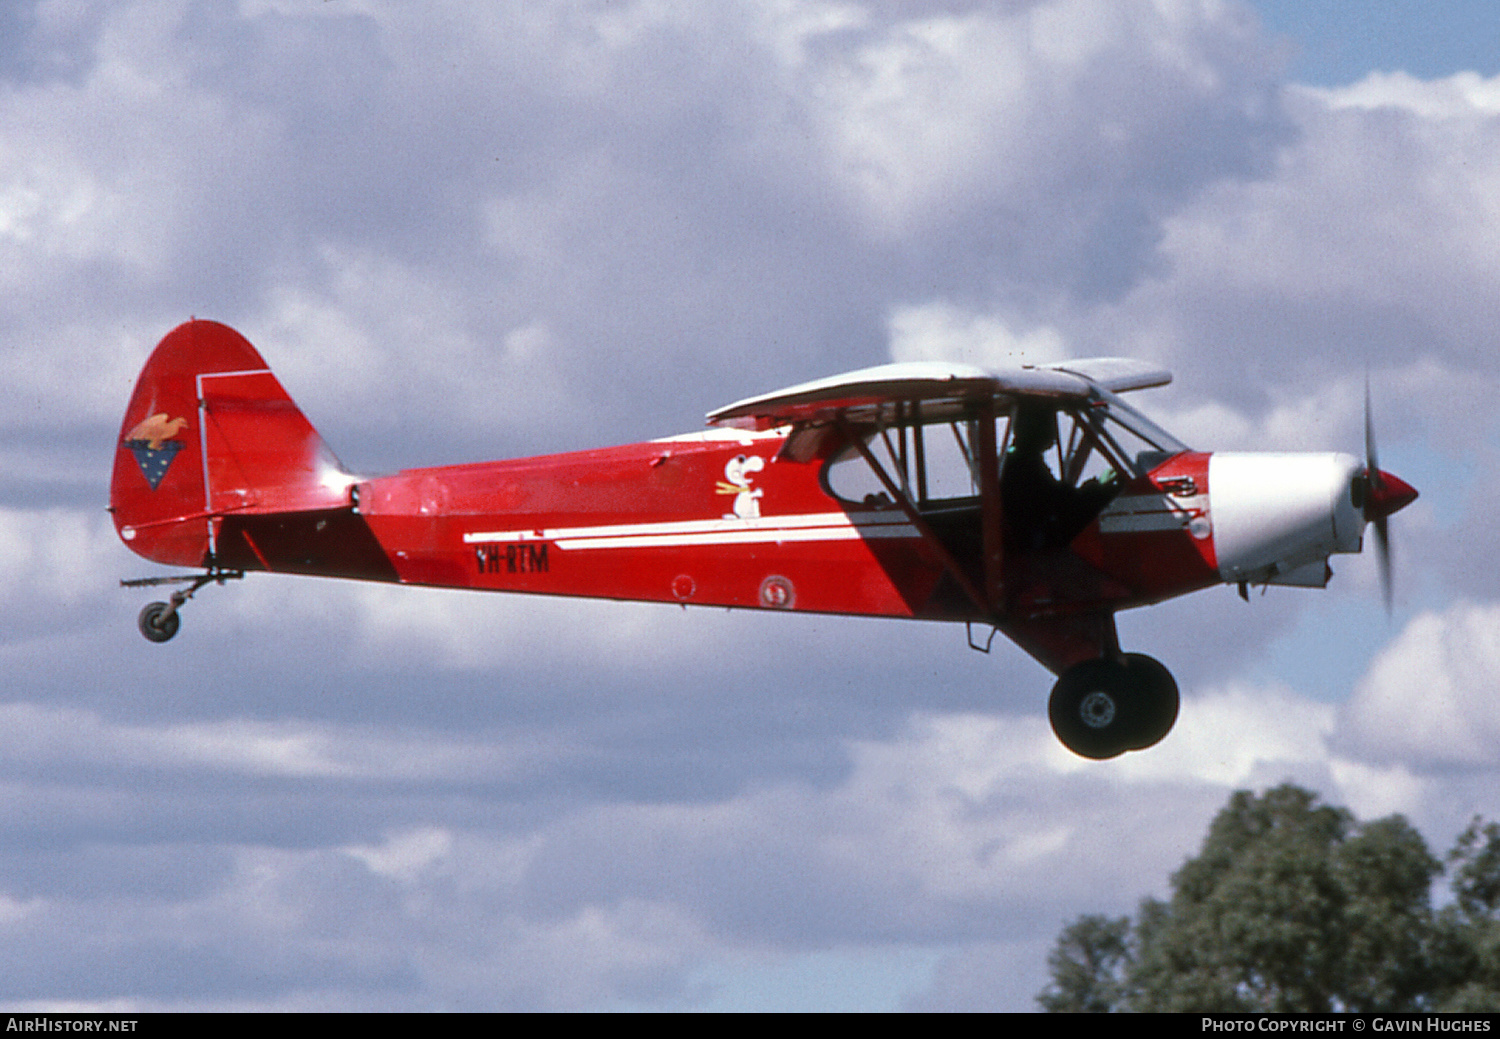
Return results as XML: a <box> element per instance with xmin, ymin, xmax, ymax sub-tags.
<box><xmin>822</xmin><ymin>410</ymin><xmax>1010</xmax><ymax>509</ymax></box>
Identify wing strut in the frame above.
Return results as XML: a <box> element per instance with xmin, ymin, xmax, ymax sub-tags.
<box><xmin>837</xmin><ymin>416</ymin><xmax>994</xmax><ymax>617</ymax></box>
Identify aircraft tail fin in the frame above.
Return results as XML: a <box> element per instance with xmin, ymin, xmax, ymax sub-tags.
<box><xmin>110</xmin><ymin>320</ymin><xmax>354</xmax><ymax>568</ymax></box>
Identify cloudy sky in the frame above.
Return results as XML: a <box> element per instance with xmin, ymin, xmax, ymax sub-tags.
<box><xmin>3</xmin><ymin>0</ymin><xmax>1498</xmax><ymax>1011</ymax></box>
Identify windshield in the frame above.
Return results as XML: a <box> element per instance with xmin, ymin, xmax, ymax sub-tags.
<box><xmin>1085</xmin><ymin>391</ymin><xmax>1189</xmax><ymax>477</ymax></box>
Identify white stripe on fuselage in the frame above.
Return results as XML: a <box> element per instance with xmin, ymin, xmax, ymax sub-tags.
<box><xmin>463</xmin><ymin>512</ymin><xmax>918</xmax><ymax>550</ymax></box>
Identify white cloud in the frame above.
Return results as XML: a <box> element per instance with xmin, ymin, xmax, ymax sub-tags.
<box><xmin>1095</xmin><ymin>68</ymin><xmax>1500</xmax><ymax>399</ymax></box>
<box><xmin>888</xmin><ymin>301</ymin><xmax>1068</xmax><ymax>367</ymax></box>
<box><xmin>1322</xmin><ymin>69</ymin><xmax>1500</xmax><ymax>118</ymax></box>
<box><xmin>1339</xmin><ymin>601</ymin><xmax>1500</xmax><ymax>768</ymax></box>
<box><xmin>1139</xmin><ymin>377</ymin><xmax>1358</xmax><ymax>453</ymax></box>
<box><xmin>0</xmin><ymin>508</ymin><xmax>116</xmax><ymax>618</ymax></box>
<box><xmin>1325</xmin><ymin>757</ymin><xmax>1428</xmax><ymax>824</ymax></box>
<box><xmin>0</xmin><ymin>701</ymin><xmax>570</xmax><ymax>782</ymax></box>
<box><xmin>343</xmin><ymin>827</ymin><xmax>454</xmax><ymax>883</ymax></box>
<box><xmin>798</xmin><ymin>0</ymin><xmax>1279</xmax><ymax>245</ymax></box>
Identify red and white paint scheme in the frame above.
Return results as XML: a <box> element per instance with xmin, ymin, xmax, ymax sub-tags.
<box><xmin>111</xmin><ymin>320</ymin><xmax>1417</xmax><ymax>759</ymax></box>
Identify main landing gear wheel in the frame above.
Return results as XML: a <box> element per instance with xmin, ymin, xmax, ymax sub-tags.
<box><xmin>138</xmin><ymin>601</ymin><xmax>180</xmax><ymax>643</ymax></box>
<box><xmin>1120</xmin><ymin>653</ymin><xmax>1178</xmax><ymax>752</ymax></box>
<box><xmin>1048</xmin><ymin>653</ymin><xmax>1179</xmax><ymax>760</ymax></box>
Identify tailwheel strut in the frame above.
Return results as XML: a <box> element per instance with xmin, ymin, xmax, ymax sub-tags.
<box><xmin>121</xmin><ymin>568</ymin><xmax>244</xmax><ymax>643</ymax></box>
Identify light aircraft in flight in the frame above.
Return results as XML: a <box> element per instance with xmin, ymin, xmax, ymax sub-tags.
<box><xmin>111</xmin><ymin>320</ymin><xmax>1417</xmax><ymax>759</ymax></box>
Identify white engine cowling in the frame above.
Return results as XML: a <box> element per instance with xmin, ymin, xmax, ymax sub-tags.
<box><xmin>1208</xmin><ymin>452</ymin><xmax>1364</xmax><ymax>586</ymax></box>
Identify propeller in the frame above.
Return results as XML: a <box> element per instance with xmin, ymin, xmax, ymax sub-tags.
<box><xmin>1359</xmin><ymin>379</ymin><xmax>1419</xmax><ymax>610</ymax></box>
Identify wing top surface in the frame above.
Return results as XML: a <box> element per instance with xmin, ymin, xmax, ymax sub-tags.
<box><xmin>707</xmin><ymin>361</ymin><xmax>1093</xmax><ymax>431</ymax></box>
<box><xmin>1041</xmin><ymin>357</ymin><xmax>1171</xmax><ymax>394</ymax></box>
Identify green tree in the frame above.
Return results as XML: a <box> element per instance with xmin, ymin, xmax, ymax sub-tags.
<box><xmin>1432</xmin><ymin>818</ymin><xmax>1500</xmax><ymax>1011</ymax></box>
<box><xmin>1036</xmin><ymin>784</ymin><xmax>1500</xmax><ymax>1013</ymax></box>
<box><xmin>1036</xmin><ymin>914</ymin><xmax>1132</xmax><ymax>1013</ymax></box>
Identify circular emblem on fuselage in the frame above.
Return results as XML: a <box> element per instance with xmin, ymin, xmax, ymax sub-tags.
<box><xmin>759</xmin><ymin>575</ymin><xmax>795</xmax><ymax>609</ymax></box>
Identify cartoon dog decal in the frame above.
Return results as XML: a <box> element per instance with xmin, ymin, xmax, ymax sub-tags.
<box><xmin>717</xmin><ymin>454</ymin><xmax>765</xmax><ymax>519</ymax></box>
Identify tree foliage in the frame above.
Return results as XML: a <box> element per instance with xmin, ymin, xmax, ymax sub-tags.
<box><xmin>1037</xmin><ymin>784</ymin><xmax>1500</xmax><ymax>1012</ymax></box>
<box><xmin>1037</xmin><ymin>914</ymin><xmax>1132</xmax><ymax>1013</ymax></box>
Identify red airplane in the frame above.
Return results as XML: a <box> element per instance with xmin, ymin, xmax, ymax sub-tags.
<box><xmin>111</xmin><ymin>320</ymin><xmax>1418</xmax><ymax>760</ymax></box>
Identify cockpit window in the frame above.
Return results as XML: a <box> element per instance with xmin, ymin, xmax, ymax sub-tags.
<box><xmin>823</xmin><ymin>413</ymin><xmax>1010</xmax><ymax>508</ymax></box>
<box><xmin>820</xmin><ymin>392</ymin><xmax>1188</xmax><ymax>512</ymax></box>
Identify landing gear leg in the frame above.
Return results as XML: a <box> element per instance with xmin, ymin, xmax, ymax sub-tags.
<box><xmin>123</xmin><ymin>568</ymin><xmax>243</xmax><ymax>643</ymax></box>
<box><xmin>1048</xmin><ymin>653</ymin><xmax>1179</xmax><ymax>759</ymax></box>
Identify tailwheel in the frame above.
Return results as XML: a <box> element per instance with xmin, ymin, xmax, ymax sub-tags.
<box><xmin>1048</xmin><ymin>653</ymin><xmax>1179</xmax><ymax>759</ymax></box>
<box><xmin>122</xmin><ymin>568</ymin><xmax>243</xmax><ymax>644</ymax></box>
<box><xmin>138</xmin><ymin>601</ymin><xmax>181</xmax><ymax>643</ymax></box>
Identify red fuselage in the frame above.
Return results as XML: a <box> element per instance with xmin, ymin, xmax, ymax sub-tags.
<box><xmin>201</xmin><ymin>424</ymin><xmax>1221</xmax><ymax>675</ymax></box>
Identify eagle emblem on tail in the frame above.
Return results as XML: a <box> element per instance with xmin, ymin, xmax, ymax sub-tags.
<box><xmin>123</xmin><ymin>413</ymin><xmax>189</xmax><ymax>490</ymax></box>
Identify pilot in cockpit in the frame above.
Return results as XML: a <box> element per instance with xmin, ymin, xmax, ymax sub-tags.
<box><xmin>1002</xmin><ymin>403</ymin><xmax>1069</xmax><ymax>551</ymax></box>
<box><xmin>1003</xmin><ymin>402</ymin><xmax>1121</xmax><ymax>551</ymax></box>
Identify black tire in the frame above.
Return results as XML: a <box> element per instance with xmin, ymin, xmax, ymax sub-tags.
<box><xmin>1120</xmin><ymin>653</ymin><xmax>1179</xmax><ymax>751</ymax></box>
<box><xmin>138</xmin><ymin>601</ymin><xmax>180</xmax><ymax>643</ymax></box>
<box><xmin>1048</xmin><ymin>658</ymin><xmax>1137</xmax><ymax>760</ymax></box>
